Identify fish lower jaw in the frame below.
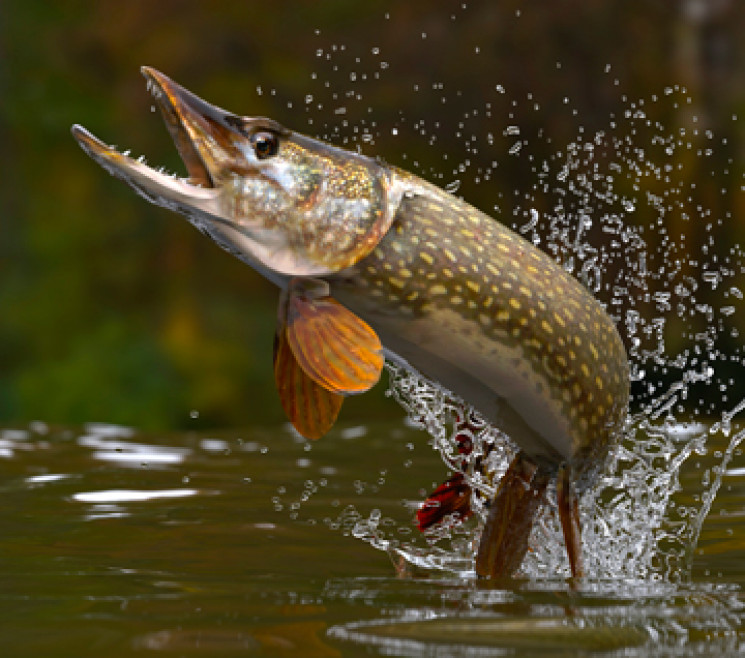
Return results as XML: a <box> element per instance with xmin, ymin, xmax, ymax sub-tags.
<box><xmin>72</xmin><ymin>125</ymin><xmax>220</xmax><ymax>211</ymax></box>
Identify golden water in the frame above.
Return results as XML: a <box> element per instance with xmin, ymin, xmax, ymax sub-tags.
<box><xmin>2</xmin><ymin>418</ymin><xmax>743</xmax><ymax>656</ymax></box>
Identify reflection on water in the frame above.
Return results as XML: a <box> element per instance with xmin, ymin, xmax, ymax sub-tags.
<box><xmin>0</xmin><ymin>420</ymin><xmax>743</xmax><ymax>655</ymax></box>
<box><xmin>72</xmin><ymin>488</ymin><xmax>200</xmax><ymax>503</ymax></box>
<box><xmin>326</xmin><ymin>578</ymin><xmax>743</xmax><ymax>655</ymax></box>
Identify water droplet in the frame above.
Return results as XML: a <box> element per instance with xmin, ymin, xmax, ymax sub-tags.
<box><xmin>519</xmin><ymin>207</ymin><xmax>540</xmax><ymax>234</ymax></box>
<box><xmin>508</xmin><ymin>141</ymin><xmax>522</xmax><ymax>155</ymax></box>
<box><xmin>702</xmin><ymin>271</ymin><xmax>721</xmax><ymax>289</ymax></box>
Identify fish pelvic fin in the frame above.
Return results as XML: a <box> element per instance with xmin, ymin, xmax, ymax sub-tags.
<box><xmin>416</xmin><ymin>472</ymin><xmax>473</xmax><ymax>531</ymax></box>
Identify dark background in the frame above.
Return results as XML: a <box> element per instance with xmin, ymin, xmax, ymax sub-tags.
<box><xmin>3</xmin><ymin>1</ymin><xmax>745</xmax><ymax>430</ymax></box>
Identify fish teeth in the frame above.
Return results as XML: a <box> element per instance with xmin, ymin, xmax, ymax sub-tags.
<box><xmin>146</xmin><ymin>77</ymin><xmax>163</xmax><ymax>100</ymax></box>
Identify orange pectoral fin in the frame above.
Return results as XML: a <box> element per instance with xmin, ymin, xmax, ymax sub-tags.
<box><xmin>273</xmin><ymin>328</ymin><xmax>344</xmax><ymax>440</ymax></box>
<box><xmin>285</xmin><ymin>281</ymin><xmax>383</xmax><ymax>395</ymax></box>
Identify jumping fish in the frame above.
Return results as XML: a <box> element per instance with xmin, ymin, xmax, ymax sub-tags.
<box><xmin>71</xmin><ymin>68</ymin><xmax>630</xmax><ymax>579</ymax></box>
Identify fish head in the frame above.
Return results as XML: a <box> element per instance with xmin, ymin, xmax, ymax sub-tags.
<box><xmin>72</xmin><ymin>67</ymin><xmax>400</xmax><ymax>279</ymax></box>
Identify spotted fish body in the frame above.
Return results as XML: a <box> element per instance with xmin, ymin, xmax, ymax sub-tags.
<box><xmin>72</xmin><ymin>68</ymin><xmax>630</xmax><ymax>577</ymax></box>
<box><xmin>331</xmin><ymin>172</ymin><xmax>628</xmax><ymax>470</ymax></box>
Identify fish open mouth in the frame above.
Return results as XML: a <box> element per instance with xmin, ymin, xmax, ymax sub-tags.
<box><xmin>142</xmin><ymin>66</ymin><xmax>214</xmax><ymax>188</ymax></box>
<box><xmin>71</xmin><ymin>67</ymin><xmax>241</xmax><ymax>209</ymax></box>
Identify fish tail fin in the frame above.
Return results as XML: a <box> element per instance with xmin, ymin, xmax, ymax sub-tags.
<box><xmin>557</xmin><ymin>461</ymin><xmax>584</xmax><ymax>578</ymax></box>
<box><xmin>475</xmin><ymin>451</ymin><xmax>549</xmax><ymax>578</ymax></box>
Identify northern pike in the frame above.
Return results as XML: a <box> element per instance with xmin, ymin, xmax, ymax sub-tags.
<box><xmin>72</xmin><ymin>68</ymin><xmax>630</xmax><ymax>578</ymax></box>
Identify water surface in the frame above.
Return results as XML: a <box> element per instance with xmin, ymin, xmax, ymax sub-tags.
<box><xmin>2</xmin><ymin>419</ymin><xmax>743</xmax><ymax>656</ymax></box>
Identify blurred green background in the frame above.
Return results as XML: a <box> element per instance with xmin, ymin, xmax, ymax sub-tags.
<box><xmin>3</xmin><ymin>1</ymin><xmax>745</xmax><ymax>431</ymax></box>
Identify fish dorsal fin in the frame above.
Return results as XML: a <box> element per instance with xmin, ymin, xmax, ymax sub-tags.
<box><xmin>281</xmin><ymin>278</ymin><xmax>384</xmax><ymax>395</ymax></box>
<box><xmin>273</xmin><ymin>327</ymin><xmax>343</xmax><ymax>440</ymax></box>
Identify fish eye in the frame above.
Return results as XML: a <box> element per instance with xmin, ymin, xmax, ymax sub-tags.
<box><xmin>250</xmin><ymin>131</ymin><xmax>279</xmax><ymax>160</ymax></box>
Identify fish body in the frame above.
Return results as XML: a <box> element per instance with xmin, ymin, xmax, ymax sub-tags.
<box><xmin>331</xmin><ymin>173</ymin><xmax>628</xmax><ymax>470</ymax></box>
<box><xmin>72</xmin><ymin>68</ymin><xmax>630</xmax><ymax>577</ymax></box>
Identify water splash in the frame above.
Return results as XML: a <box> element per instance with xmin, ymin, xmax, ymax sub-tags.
<box><xmin>288</xmin><ymin>81</ymin><xmax>745</xmax><ymax>585</ymax></box>
<box><xmin>320</xmin><ymin>359</ymin><xmax>743</xmax><ymax>585</ymax></box>
<box><xmin>261</xmin><ymin>17</ymin><xmax>745</xmax><ymax>585</ymax></box>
